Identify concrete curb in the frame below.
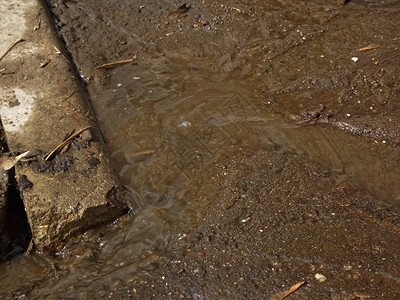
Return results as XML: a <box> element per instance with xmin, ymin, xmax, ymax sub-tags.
<box><xmin>0</xmin><ymin>0</ymin><xmax>129</xmax><ymax>252</ymax></box>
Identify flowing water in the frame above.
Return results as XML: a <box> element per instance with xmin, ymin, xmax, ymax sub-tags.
<box><xmin>1</xmin><ymin>52</ymin><xmax>400</xmax><ymax>297</ymax></box>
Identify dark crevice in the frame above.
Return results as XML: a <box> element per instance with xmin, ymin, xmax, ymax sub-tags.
<box><xmin>0</xmin><ymin>119</ymin><xmax>32</xmax><ymax>262</ymax></box>
<box><xmin>1</xmin><ymin>169</ymin><xmax>32</xmax><ymax>261</ymax></box>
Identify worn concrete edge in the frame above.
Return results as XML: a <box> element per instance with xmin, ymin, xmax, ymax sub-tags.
<box><xmin>0</xmin><ymin>0</ymin><xmax>131</xmax><ymax>252</ymax></box>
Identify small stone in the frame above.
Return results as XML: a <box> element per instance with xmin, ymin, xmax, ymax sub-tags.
<box><xmin>177</xmin><ymin>121</ymin><xmax>191</xmax><ymax>127</ymax></box>
<box><xmin>351</xmin><ymin>57</ymin><xmax>359</xmax><ymax>62</ymax></box>
<box><xmin>315</xmin><ymin>273</ymin><xmax>327</xmax><ymax>282</ymax></box>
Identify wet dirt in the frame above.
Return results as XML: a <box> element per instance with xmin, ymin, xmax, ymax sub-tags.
<box><xmin>113</xmin><ymin>147</ymin><xmax>400</xmax><ymax>299</ymax></box>
<box><xmin>1</xmin><ymin>0</ymin><xmax>400</xmax><ymax>298</ymax></box>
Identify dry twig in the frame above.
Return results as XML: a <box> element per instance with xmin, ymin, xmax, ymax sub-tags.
<box><xmin>61</xmin><ymin>91</ymin><xmax>76</xmax><ymax>102</ymax></box>
<box><xmin>44</xmin><ymin>126</ymin><xmax>90</xmax><ymax>161</ymax></box>
<box><xmin>129</xmin><ymin>150</ymin><xmax>155</xmax><ymax>158</ymax></box>
<box><xmin>0</xmin><ymin>38</ymin><xmax>25</xmax><ymax>62</ymax></box>
<box><xmin>95</xmin><ymin>56</ymin><xmax>137</xmax><ymax>69</ymax></box>
<box><xmin>356</xmin><ymin>44</ymin><xmax>381</xmax><ymax>52</ymax></box>
<box><xmin>279</xmin><ymin>281</ymin><xmax>306</xmax><ymax>300</ymax></box>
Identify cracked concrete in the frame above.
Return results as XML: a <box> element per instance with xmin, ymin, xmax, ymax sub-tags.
<box><xmin>0</xmin><ymin>0</ymin><xmax>129</xmax><ymax>252</ymax></box>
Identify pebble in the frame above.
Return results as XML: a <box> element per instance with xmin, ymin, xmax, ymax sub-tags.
<box><xmin>315</xmin><ymin>273</ymin><xmax>327</xmax><ymax>282</ymax></box>
<box><xmin>178</xmin><ymin>121</ymin><xmax>191</xmax><ymax>127</ymax></box>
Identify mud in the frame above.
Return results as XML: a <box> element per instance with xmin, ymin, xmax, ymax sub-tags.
<box><xmin>1</xmin><ymin>0</ymin><xmax>400</xmax><ymax>298</ymax></box>
<box><xmin>48</xmin><ymin>0</ymin><xmax>400</xmax><ymax>143</ymax></box>
<box><xmin>23</xmin><ymin>153</ymin><xmax>75</xmax><ymax>174</ymax></box>
<box><xmin>113</xmin><ymin>147</ymin><xmax>400</xmax><ymax>299</ymax></box>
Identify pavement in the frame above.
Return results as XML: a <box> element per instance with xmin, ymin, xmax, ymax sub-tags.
<box><xmin>0</xmin><ymin>0</ymin><xmax>129</xmax><ymax>252</ymax></box>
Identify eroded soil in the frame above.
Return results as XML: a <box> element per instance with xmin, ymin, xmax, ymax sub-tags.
<box><xmin>4</xmin><ymin>0</ymin><xmax>400</xmax><ymax>298</ymax></box>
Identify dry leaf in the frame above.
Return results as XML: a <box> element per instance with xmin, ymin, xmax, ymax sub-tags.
<box><xmin>0</xmin><ymin>151</ymin><xmax>30</xmax><ymax>171</ymax></box>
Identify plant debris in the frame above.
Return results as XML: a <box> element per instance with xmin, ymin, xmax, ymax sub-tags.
<box><xmin>95</xmin><ymin>56</ymin><xmax>137</xmax><ymax>69</ymax></box>
<box><xmin>286</xmin><ymin>104</ymin><xmax>331</xmax><ymax>125</ymax></box>
<box><xmin>279</xmin><ymin>281</ymin><xmax>306</xmax><ymax>300</ymax></box>
<box><xmin>61</xmin><ymin>91</ymin><xmax>76</xmax><ymax>102</ymax></box>
<box><xmin>0</xmin><ymin>151</ymin><xmax>30</xmax><ymax>171</ymax></box>
<box><xmin>0</xmin><ymin>38</ymin><xmax>25</xmax><ymax>62</ymax></box>
<box><xmin>44</xmin><ymin>126</ymin><xmax>90</xmax><ymax>161</ymax></box>
<box><xmin>356</xmin><ymin>44</ymin><xmax>381</xmax><ymax>52</ymax></box>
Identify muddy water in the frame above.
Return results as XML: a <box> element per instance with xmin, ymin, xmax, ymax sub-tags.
<box><xmin>92</xmin><ymin>53</ymin><xmax>400</xmax><ymax>208</ymax></box>
<box><xmin>1</xmin><ymin>50</ymin><xmax>399</xmax><ymax>297</ymax></box>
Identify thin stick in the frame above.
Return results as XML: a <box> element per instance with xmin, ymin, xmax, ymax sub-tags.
<box><xmin>44</xmin><ymin>126</ymin><xmax>90</xmax><ymax>161</ymax></box>
<box><xmin>129</xmin><ymin>150</ymin><xmax>155</xmax><ymax>158</ymax></box>
<box><xmin>61</xmin><ymin>91</ymin><xmax>76</xmax><ymax>102</ymax></box>
<box><xmin>0</xmin><ymin>38</ymin><xmax>25</xmax><ymax>62</ymax></box>
<box><xmin>95</xmin><ymin>56</ymin><xmax>137</xmax><ymax>69</ymax></box>
<box><xmin>356</xmin><ymin>44</ymin><xmax>381</xmax><ymax>52</ymax></box>
<box><xmin>279</xmin><ymin>281</ymin><xmax>306</xmax><ymax>300</ymax></box>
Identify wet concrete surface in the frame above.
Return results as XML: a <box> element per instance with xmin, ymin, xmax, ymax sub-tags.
<box><xmin>0</xmin><ymin>0</ymin><xmax>128</xmax><ymax>255</ymax></box>
<box><xmin>1</xmin><ymin>0</ymin><xmax>400</xmax><ymax>298</ymax></box>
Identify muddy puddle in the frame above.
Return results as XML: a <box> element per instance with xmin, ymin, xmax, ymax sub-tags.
<box><xmin>91</xmin><ymin>53</ymin><xmax>400</xmax><ymax>208</ymax></box>
<box><xmin>2</xmin><ymin>0</ymin><xmax>400</xmax><ymax>298</ymax></box>
<box><xmin>2</xmin><ymin>52</ymin><xmax>400</xmax><ymax>298</ymax></box>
